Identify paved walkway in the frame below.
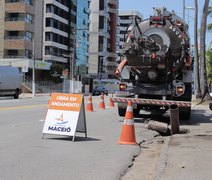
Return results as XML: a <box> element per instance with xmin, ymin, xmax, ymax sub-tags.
<box><xmin>122</xmin><ymin>102</ymin><xmax>212</xmax><ymax>180</ymax></box>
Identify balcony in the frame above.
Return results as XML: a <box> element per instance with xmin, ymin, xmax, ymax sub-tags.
<box><xmin>4</xmin><ymin>38</ymin><xmax>33</xmax><ymax>50</ymax></box>
<box><xmin>4</xmin><ymin>20</ymin><xmax>34</xmax><ymax>32</ymax></box>
<box><xmin>5</xmin><ymin>1</ymin><xmax>34</xmax><ymax>15</ymax></box>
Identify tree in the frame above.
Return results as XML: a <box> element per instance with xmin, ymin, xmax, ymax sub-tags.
<box><xmin>41</xmin><ymin>64</ymin><xmax>64</xmax><ymax>83</ymax></box>
<box><xmin>207</xmin><ymin>6</ymin><xmax>212</xmax><ymax>32</ymax></box>
<box><xmin>194</xmin><ymin>0</ymin><xmax>202</xmax><ymax>98</ymax></box>
<box><xmin>206</xmin><ymin>49</ymin><xmax>212</xmax><ymax>92</ymax></box>
<box><xmin>199</xmin><ymin>0</ymin><xmax>210</xmax><ymax>102</ymax></box>
<box><xmin>207</xmin><ymin>6</ymin><xmax>212</xmax><ymax>94</ymax></box>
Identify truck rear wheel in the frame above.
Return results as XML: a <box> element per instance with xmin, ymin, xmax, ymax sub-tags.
<box><xmin>179</xmin><ymin>107</ymin><xmax>191</xmax><ymax>120</ymax></box>
<box><xmin>14</xmin><ymin>89</ymin><xmax>19</xmax><ymax>99</ymax></box>
<box><xmin>118</xmin><ymin>107</ymin><xmax>126</xmax><ymax>117</ymax></box>
<box><xmin>118</xmin><ymin>107</ymin><xmax>140</xmax><ymax>117</ymax></box>
<box><xmin>178</xmin><ymin>83</ymin><xmax>192</xmax><ymax>120</ymax></box>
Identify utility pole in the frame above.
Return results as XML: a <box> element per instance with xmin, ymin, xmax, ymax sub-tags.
<box><xmin>183</xmin><ymin>0</ymin><xmax>187</xmax><ymax>21</ymax></box>
<box><xmin>71</xmin><ymin>52</ymin><xmax>74</xmax><ymax>93</ymax></box>
<box><xmin>99</xmin><ymin>57</ymin><xmax>104</xmax><ymax>80</ymax></box>
<box><xmin>32</xmin><ymin>38</ymin><xmax>35</xmax><ymax>97</ymax></box>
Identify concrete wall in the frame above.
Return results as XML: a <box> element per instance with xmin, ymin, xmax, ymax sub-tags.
<box><xmin>34</xmin><ymin>0</ymin><xmax>43</xmax><ymax>60</ymax></box>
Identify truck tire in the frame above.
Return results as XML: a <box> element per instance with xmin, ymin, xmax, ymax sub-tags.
<box><xmin>133</xmin><ymin>108</ymin><xmax>140</xmax><ymax>118</ymax></box>
<box><xmin>14</xmin><ymin>89</ymin><xmax>19</xmax><ymax>99</ymax></box>
<box><xmin>118</xmin><ymin>107</ymin><xmax>126</xmax><ymax>117</ymax></box>
<box><xmin>179</xmin><ymin>107</ymin><xmax>191</xmax><ymax>120</ymax></box>
<box><xmin>118</xmin><ymin>107</ymin><xmax>140</xmax><ymax>117</ymax></box>
<box><xmin>178</xmin><ymin>83</ymin><xmax>192</xmax><ymax>120</ymax></box>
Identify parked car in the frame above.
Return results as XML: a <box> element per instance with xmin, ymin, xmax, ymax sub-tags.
<box><xmin>92</xmin><ymin>86</ymin><xmax>108</xmax><ymax>96</ymax></box>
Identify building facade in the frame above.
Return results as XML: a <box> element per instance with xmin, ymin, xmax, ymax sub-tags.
<box><xmin>1</xmin><ymin>0</ymin><xmax>121</xmax><ymax>81</ymax></box>
<box><xmin>75</xmin><ymin>0</ymin><xmax>90</xmax><ymax>76</ymax></box>
<box><xmin>88</xmin><ymin>0</ymin><xmax>118</xmax><ymax>79</ymax></box>
<box><xmin>43</xmin><ymin>0</ymin><xmax>75</xmax><ymax>65</ymax></box>
<box><xmin>43</xmin><ymin>0</ymin><xmax>90</xmax><ymax>77</ymax></box>
<box><xmin>0</xmin><ymin>0</ymin><xmax>51</xmax><ymax>72</ymax></box>
<box><xmin>0</xmin><ymin>1</ymin><xmax>90</xmax><ymax>78</ymax></box>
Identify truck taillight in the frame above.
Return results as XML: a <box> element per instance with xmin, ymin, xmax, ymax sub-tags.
<box><xmin>150</xmin><ymin>16</ymin><xmax>165</xmax><ymax>26</ymax></box>
<box><xmin>119</xmin><ymin>83</ymin><xmax>126</xmax><ymax>91</ymax></box>
<box><xmin>152</xmin><ymin>53</ymin><xmax>156</xmax><ymax>59</ymax></box>
<box><xmin>177</xmin><ymin>87</ymin><xmax>184</xmax><ymax>95</ymax></box>
<box><xmin>172</xmin><ymin>80</ymin><xmax>185</xmax><ymax>97</ymax></box>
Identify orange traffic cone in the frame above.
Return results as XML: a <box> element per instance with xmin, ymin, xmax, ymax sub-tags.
<box><xmin>86</xmin><ymin>95</ymin><xmax>94</xmax><ymax>112</ymax></box>
<box><xmin>118</xmin><ymin>101</ymin><xmax>137</xmax><ymax>145</ymax></box>
<box><xmin>110</xmin><ymin>94</ymin><xmax>115</xmax><ymax>107</ymax></box>
<box><xmin>99</xmin><ymin>93</ymin><xmax>105</xmax><ymax>109</ymax></box>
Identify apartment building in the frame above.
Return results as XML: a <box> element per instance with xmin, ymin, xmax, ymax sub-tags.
<box><xmin>43</xmin><ymin>0</ymin><xmax>73</xmax><ymax>65</ymax></box>
<box><xmin>0</xmin><ymin>0</ymin><xmax>51</xmax><ymax>73</ymax></box>
<box><xmin>118</xmin><ymin>11</ymin><xmax>143</xmax><ymax>57</ymax></box>
<box><xmin>0</xmin><ymin>0</ymin><xmax>90</xmax><ymax>81</ymax></box>
<box><xmin>88</xmin><ymin>0</ymin><xmax>118</xmax><ymax>79</ymax></box>
<box><xmin>43</xmin><ymin>0</ymin><xmax>90</xmax><ymax>76</ymax></box>
<box><xmin>75</xmin><ymin>0</ymin><xmax>90</xmax><ymax>76</ymax></box>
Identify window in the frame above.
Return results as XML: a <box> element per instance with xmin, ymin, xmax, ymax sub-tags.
<box><xmin>25</xmin><ymin>0</ymin><xmax>33</xmax><ymax>5</ymax></box>
<box><xmin>45</xmin><ymin>32</ymin><xmax>51</xmax><ymax>41</ymax></box>
<box><xmin>25</xmin><ymin>50</ymin><xmax>32</xmax><ymax>58</ymax></box>
<box><xmin>46</xmin><ymin>4</ymin><xmax>52</xmax><ymax>13</ymax></box>
<box><xmin>8</xmin><ymin>50</ymin><xmax>18</xmax><ymax>56</ymax></box>
<box><xmin>24</xmin><ymin>31</ymin><xmax>32</xmax><ymax>41</ymax></box>
<box><xmin>25</xmin><ymin>13</ymin><xmax>32</xmax><ymax>24</ymax></box>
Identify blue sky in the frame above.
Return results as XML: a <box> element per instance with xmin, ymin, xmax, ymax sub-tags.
<box><xmin>119</xmin><ymin>0</ymin><xmax>212</xmax><ymax>47</ymax></box>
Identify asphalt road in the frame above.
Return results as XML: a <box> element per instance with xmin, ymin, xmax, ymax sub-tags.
<box><xmin>0</xmin><ymin>94</ymin><xmax>151</xmax><ymax>180</ymax></box>
<box><xmin>0</xmin><ymin>94</ymin><xmax>211</xmax><ymax>180</ymax></box>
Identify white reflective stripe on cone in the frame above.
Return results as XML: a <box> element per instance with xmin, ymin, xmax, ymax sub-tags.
<box><xmin>126</xmin><ymin>106</ymin><xmax>133</xmax><ymax>112</ymax></box>
<box><xmin>123</xmin><ymin>119</ymin><xmax>134</xmax><ymax>125</ymax></box>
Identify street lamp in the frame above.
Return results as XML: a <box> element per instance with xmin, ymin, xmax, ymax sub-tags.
<box><xmin>183</xmin><ymin>0</ymin><xmax>185</xmax><ymax>20</ymax></box>
<box><xmin>99</xmin><ymin>57</ymin><xmax>104</xmax><ymax>80</ymax></box>
<box><xmin>32</xmin><ymin>38</ymin><xmax>35</xmax><ymax>97</ymax></box>
<box><xmin>183</xmin><ymin>0</ymin><xmax>195</xmax><ymax>21</ymax></box>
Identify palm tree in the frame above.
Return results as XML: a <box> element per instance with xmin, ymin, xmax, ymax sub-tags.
<box><xmin>206</xmin><ymin>49</ymin><xmax>212</xmax><ymax>92</ymax></box>
<box><xmin>207</xmin><ymin>6</ymin><xmax>212</xmax><ymax>32</ymax></box>
<box><xmin>194</xmin><ymin>0</ymin><xmax>202</xmax><ymax>98</ymax></box>
<box><xmin>199</xmin><ymin>0</ymin><xmax>210</xmax><ymax>102</ymax></box>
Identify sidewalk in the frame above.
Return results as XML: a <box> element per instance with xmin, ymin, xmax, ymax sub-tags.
<box><xmin>122</xmin><ymin>102</ymin><xmax>212</xmax><ymax>180</ymax></box>
<box><xmin>19</xmin><ymin>93</ymin><xmax>51</xmax><ymax>98</ymax></box>
<box><xmin>19</xmin><ymin>92</ymin><xmax>94</xmax><ymax>99</ymax></box>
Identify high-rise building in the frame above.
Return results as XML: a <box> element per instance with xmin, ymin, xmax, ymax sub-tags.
<box><xmin>75</xmin><ymin>0</ymin><xmax>90</xmax><ymax>76</ymax></box>
<box><xmin>88</xmin><ymin>0</ymin><xmax>118</xmax><ymax>79</ymax></box>
<box><xmin>0</xmin><ymin>0</ymin><xmax>90</xmax><ymax>81</ymax></box>
<box><xmin>0</xmin><ymin>0</ymin><xmax>51</xmax><ymax>73</ymax></box>
<box><xmin>43</xmin><ymin>0</ymin><xmax>75</xmax><ymax>65</ymax></box>
<box><xmin>43</xmin><ymin>0</ymin><xmax>90</xmax><ymax>77</ymax></box>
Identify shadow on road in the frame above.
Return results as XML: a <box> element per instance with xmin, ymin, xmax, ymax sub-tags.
<box><xmin>181</xmin><ymin>109</ymin><xmax>212</xmax><ymax>126</ymax></box>
<box><xmin>42</xmin><ymin>136</ymin><xmax>101</xmax><ymax>142</ymax></box>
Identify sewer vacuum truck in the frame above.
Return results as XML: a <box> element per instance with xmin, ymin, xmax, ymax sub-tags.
<box><xmin>114</xmin><ymin>7</ymin><xmax>193</xmax><ymax>120</ymax></box>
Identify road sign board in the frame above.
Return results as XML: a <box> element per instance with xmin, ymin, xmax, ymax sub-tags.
<box><xmin>42</xmin><ymin>92</ymin><xmax>87</xmax><ymax>141</ymax></box>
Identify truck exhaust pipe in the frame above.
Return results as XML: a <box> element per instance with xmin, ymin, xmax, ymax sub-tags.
<box><xmin>170</xmin><ymin>104</ymin><xmax>180</xmax><ymax>134</ymax></box>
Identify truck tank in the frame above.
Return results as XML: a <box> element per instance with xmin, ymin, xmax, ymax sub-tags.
<box><xmin>123</xmin><ymin>7</ymin><xmax>191</xmax><ymax>84</ymax></box>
